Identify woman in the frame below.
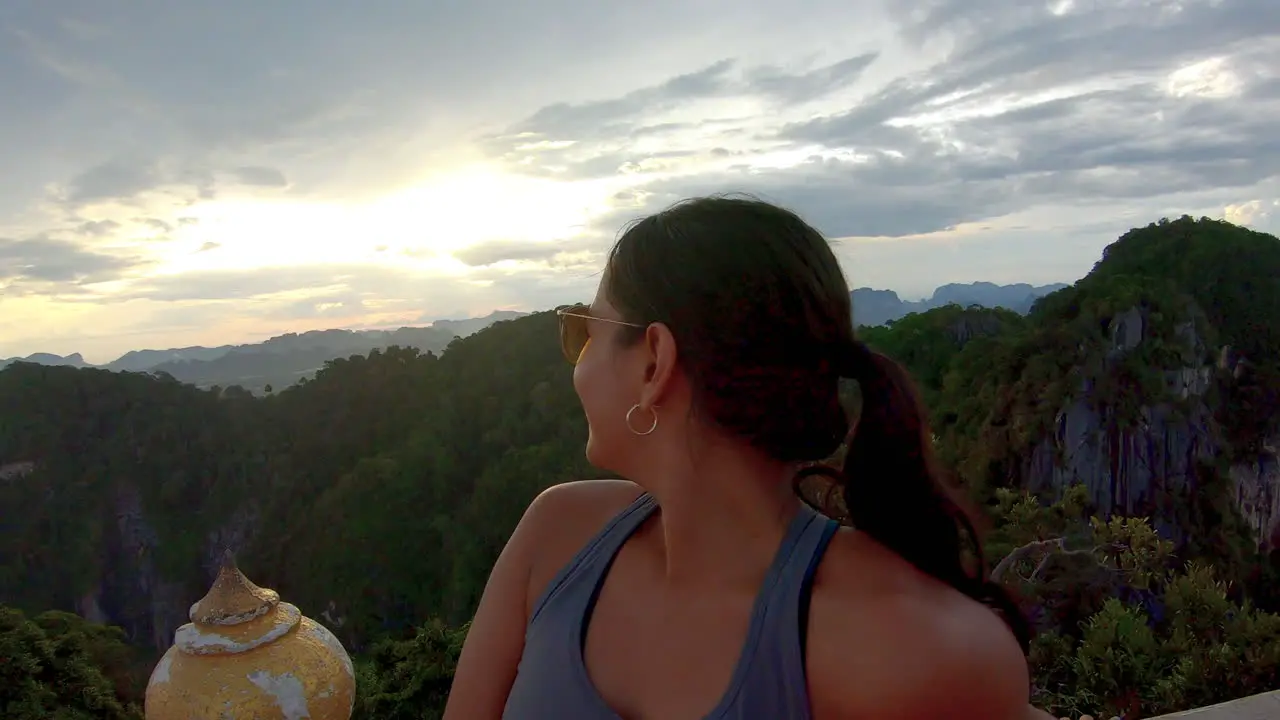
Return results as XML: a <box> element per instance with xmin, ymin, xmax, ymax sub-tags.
<box><xmin>445</xmin><ymin>196</ymin><xmax>1040</xmax><ymax>719</ymax></box>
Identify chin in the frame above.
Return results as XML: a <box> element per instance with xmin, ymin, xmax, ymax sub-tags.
<box><xmin>584</xmin><ymin>430</ymin><xmax>602</xmax><ymax>466</ymax></box>
<box><xmin>585</xmin><ymin>443</ymin><xmax>608</xmax><ymax>471</ymax></box>
<box><xmin>583</xmin><ymin>431</ymin><xmax>617</xmax><ymax>474</ymax></box>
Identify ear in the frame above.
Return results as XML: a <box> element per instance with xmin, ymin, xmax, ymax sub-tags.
<box><xmin>638</xmin><ymin>322</ymin><xmax>679</xmax><ymax>407</ymax></box>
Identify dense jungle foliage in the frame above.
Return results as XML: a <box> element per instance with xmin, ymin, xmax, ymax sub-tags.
<box><xmin>2</xmin><ymin>216</ymin><xmax>1279</xmax><ymax>718</ymax></box>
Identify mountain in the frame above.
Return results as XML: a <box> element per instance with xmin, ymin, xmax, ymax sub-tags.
<box><xmin>428</xmin><ymin>310</ymin><xmax>526</xmax><ymax>337</ymax></box>
<box><xmin>2</xmin><ymin>216</ymin><xmax>1279</xmax><ymax>718</ymax></box>
<box><xmin>851</xmin><ymin>281</ymin><xmax>1070</xmax><ymax>326</ymax></box>
<box><xmin>106</xmin><ymin>346</ymin><xmax>236</xmax><ymax>372</ymax></box>
<box><xmin>0</xmin><ymin>352</ymin><xmax>88</xmax><ymax>371</ymax></box>
<box><xmin>0</xmin><ymin>310</ymin><xmax>526</xmax><ymax>393</ymax></box>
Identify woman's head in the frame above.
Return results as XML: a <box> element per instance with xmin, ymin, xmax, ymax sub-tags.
<box><xmin>571</xmin><ymin>195</ymin><xmax>855</xmax><ymax>472</ymax></box>
<box><xmin>561</xmin><ymin>194</ymin><xmax>1031</xmax><ymax>652</ymax></box>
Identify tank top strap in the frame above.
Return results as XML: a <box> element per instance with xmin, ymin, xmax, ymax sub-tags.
<box><xmin>718</xmin><ymin>503</ymin><xmax>839</xmax><ymax>719</ymax></box>
<box><xmin>528</xmin><ymin>491</ymin><xmax>658</xmax><ymax>625</ymax></box>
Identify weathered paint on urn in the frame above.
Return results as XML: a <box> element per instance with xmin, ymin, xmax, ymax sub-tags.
<box><xmin>144</xmin><ymin>551</ymin><xmax>355</xmax><ymax>719</ymax></box>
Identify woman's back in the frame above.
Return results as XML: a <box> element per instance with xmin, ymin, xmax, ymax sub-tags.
<box><xmin>504</xmin><ymin>485</ymin><xmax>839</xmax><ymax>719</ymax></box>
<box><xmin>443</xmin><ymin>196</ymin><xmax>1034</xmax><ymax>719</ymax></box>
<box><xmin>450</xmin><ymin>478</ymin><xmax>1030</xmax><ymax>719</ymax></box>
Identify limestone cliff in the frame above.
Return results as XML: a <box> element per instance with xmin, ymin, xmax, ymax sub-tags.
<box><xmin>74</xmin><ymin>483</ymin><xmax>261</xmax><ymax>654</ymax></box>
<box><xmin>1021</xmin><ymin>304</ymin><xmax>1279</xmax><ymax>550</ymax></box>
<box><xmin>1230</xmin><ymin>442</ymin><xmax>1280</xmax><ymax>550</ymax></box>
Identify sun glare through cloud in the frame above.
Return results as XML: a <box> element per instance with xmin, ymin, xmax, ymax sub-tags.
<box><xmin>143</xmin><ymin>166</ymin><xmax>624</xmax><ymax>277</ymax></box>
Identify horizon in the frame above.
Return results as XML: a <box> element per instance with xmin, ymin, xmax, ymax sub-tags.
<box><xmin>4</xmin><ymin>276</ymin><xmax>1074</xmax><ymax>365</ymax></box>
<box><xmin>2</xmin><ymin>1</ymin><xmax>1277</xmax><ymax>362</ymax></box>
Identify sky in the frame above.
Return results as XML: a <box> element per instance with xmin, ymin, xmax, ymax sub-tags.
<box><xmin>1</xmin><ymin>0</ymin><xmax>1278</xmax><ymax>363</ymax></box>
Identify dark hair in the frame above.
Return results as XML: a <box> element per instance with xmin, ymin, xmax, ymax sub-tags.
<box><xmin>605</xmin><ymin>195</ymin><xmax>1031</xmax><ymax>652</ymax></box>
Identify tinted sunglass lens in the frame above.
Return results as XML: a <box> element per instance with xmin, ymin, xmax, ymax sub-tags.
<box><xmin>559</xmin><ymin>310</ymin><xmax>588</xmax><ymax>363</ymax></box>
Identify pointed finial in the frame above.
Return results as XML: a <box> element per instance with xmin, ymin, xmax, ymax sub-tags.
<box><xmin>189</xmin><ymin>551</ymin><xmax>278</xmax><ymax>626</ymax></box>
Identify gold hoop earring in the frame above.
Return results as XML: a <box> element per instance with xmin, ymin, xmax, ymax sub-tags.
<box><xmin>625</xmin><ymin>403</ymin><xmax>658</xmax><ymax>436</ymax></box>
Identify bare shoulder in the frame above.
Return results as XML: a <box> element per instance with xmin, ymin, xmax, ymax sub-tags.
<box><xmin>443</xmin><ymin>478</ymin><xmax>643</xmax><ymax>719</ymax></box>
<box><xmin>806</xmin><ymin>530</ymin><xmax>1030</xmax><ymax>720</ymax></box>
<box><xmin>520</xmin><ymin>479</ymin><xmax>646</xmax><ymax>614</ymax></box>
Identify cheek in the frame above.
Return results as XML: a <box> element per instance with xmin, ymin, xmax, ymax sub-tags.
<box><xmin>573</xmin><ymin>350</ymin><xmax>630</xmax><ymax>462</ymax></box>
<box><xmin>572</xmin><ymin>353</ymin><xmax>612</xmax><ymax>422</ymax></box>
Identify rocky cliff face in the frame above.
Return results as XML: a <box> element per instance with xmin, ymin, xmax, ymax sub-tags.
<box><xmin>1022</xmin><ymin>306</ymin><xmax>1279</xmax><ymax>550</ymax></box>
<box><xmin>75</xmin><ymin>484</ymin><xmax>261</xmax><ymax>653</ymax></box>
<box><xmin>1230</xmin><ymin>443</ymin><xmax>1280</xmax><ymax>551</ymax></box>
<box><xmin>1023</xmin><ymin>307</ymin><xmax>1217</xmax><ymax>541</ymax></box>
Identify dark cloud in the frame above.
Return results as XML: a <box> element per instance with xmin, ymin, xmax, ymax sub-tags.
<box><xmin>59</xmin><ymin>158</ymin><xmax>291</xmax><ymax>206</ymax></box>
<box><xmin>483</xmin><ymin>52</ymin><xmax>882</xmax><ymax>179</ymax></box>
<box><xmin>585</xmin><ymin>61</ymin><xmax>1280</xmax><ymax>240</ymax></box>
<box><xmin>785</xmin><ymin>1</ymin><xmax>1277</xmax><ymax>149</ymax></box>
<box><xmin>231</xmin><ymin>165</ymin><xmax>288</xmax><ymax>187</ymax></box>
<box><xmin>3</xmin><ymin>0</ymin><xmax>865</xmax><ymax>205</ymax></box>
<box><xmin>76</xmin><ymin>219</ymin><xmax>121</xmax><ymax>236</ymax></box>
<box><xmin>136</xmin><ymin>217</ymin><xmax>173</xmax><ymax>232</ymax></box>
<box><xmin>0</xmin><ymin>234</ymin><xmax>147</xmax><ymax>285</ymax></box>
<box><xmin>197</xmin><ymin>241</ymin><xmax>221</xmax><ymax>253</ymax></box>
<box><xmin>889</xmin><ymin>0</ymin><xmax>1271</xmax><ymax>50</ymax></box>
<box><xmin>592</xmin><ymin>162</ymin><xmax>997</xmax><ymax>238</ymax></box>
<box><xmin>497</xmin><ymin>53</ymin><xmax>878</xmax><ymax>145</ymax></box>
<box><xmin>452</xmin><ymin>236</ymin><xmax>607</xmax><ymax>267</ymax></box>
<box><xmin>745</xmin><ymin>52</ymin><xmax>878</xmax><ymax>104</ymax></box>
<box><xmin>499</xmin><ymin>60</ymin><xmax>737</xmax><ymax>143</ymax></box>
<box><xmin>64</xmin><ymin>160</ymin><xmax>161</xmax><ymax>204</ymax></box>
<box><xmin>541</xmin><ymin>0</ymin><xmax>1280</xmax><ymax>238</ymax></box>
<box><xmin>61</xmin><ymin>158</ymin><xmax>217</xmax><ymax>206</ymax></box>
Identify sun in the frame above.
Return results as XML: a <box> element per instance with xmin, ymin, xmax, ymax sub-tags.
<box><xmin>369</xmin><ymin>165</ymin><xmax>621</xmax><ymax>253</ymax></box>
<box><xmin>148</xmin><ymin>164</ymin><xmax>625</xmax><ymax>276</ymax></box>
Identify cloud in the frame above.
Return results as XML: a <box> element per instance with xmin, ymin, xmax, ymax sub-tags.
<box><xmin>136</xmin><ymin>217</ymin><xmax>172</xmax><ymax>232</ymax></box>
<box><xmin>452</xmin><ymin>235</ymin><xmax>610</xmax><ymax>268</ymax></box>
<box><xmin>231</xmin><ymin>165</ymin><xmax>288</xmax><ymax>187</ymax></box>
<box><xmin>120</xmin><ymin>265</ymin><xmax>374</xmax><ymax>303</ymax></box>
<box><xmin>0</xmin><ymin>234</ymin><xmax>148</xmax><ymax>286</ymax></box>
<box><xmin>64</xmin><ymin>160</ymin><xmax>164</xmax><ymax>205</ymax></box>
<box><xmin>105</xmin><ymin>261</ymin><xmax>602</xmax><ymax>340</ymax></box>
<box><xmin>745</xmin><ymin>53</ymin><xmax>879</xmax><ymax>104</ymax></box>
<box><xmin>497</xmin><ymin>59</ymin><xmax>739</xmax><ymax>143</ymax></box>
<box><xmin>5</xmin><ymin>0</ymin><xmax>876</xmax><ymax>206</ymax></box>
<box><xmin>76</xmin><ymin>219</ymin><xmax>121</xmax><ymax>236</ymax></box>
<box><xmin>1225</xmin><ymin>199</ymin><xmax>1279</xmax><ymax>227</ymax></box>
<box><xmin>482</xmin><ymin>52</ymin><xmax>883</xmax><ymax>180</ymax></box>
<box><xmin>495</xmin><ymin>52</ymin><xmax>878</xmax><ymax>146</ymax></box>
<box><xmin>498</xmin><ymin>0</ymin><xmax>1280</xmax><ymax>238</ymax></box>
<box><xmin>784</xmin><ymin>2</ymin><xmax>1277</xmax><ymax>148</ymax></box>
<box><xmin>56</xmin><ymin>158</ymin><xmax>293</xmax><ymax>209</ymax></box>
<box><xmin>59</xmin><ymin>158</ymin><xmax>216</xmax><ymax>207</ymax></box>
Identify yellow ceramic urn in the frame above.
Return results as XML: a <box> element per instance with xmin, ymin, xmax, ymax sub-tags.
<box><xmin>144</xmin><ymin>552</ymin><xmax>355</xmax><ymax>719</ymax></box>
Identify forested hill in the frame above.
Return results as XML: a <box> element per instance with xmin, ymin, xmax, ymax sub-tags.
<box><xmin>2</xmin><ymin>215</ymin><xmax>1280</xmax><ymax>719</ymax></box>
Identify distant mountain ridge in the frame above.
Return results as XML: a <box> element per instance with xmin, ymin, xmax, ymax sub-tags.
<box><xmin>851</xmin><ymin>281</ymin><xmax>1070</xmax><ymax>327</ymax></box>
<box><xmin>0</xmin><ymin>310</ymin><xmax>527</xmax><ymax>393</ymax></box>
<box><xmin>2</xmin><ymin>283</ymin><xmax>1065</xmax><ymax>386</ymax></box>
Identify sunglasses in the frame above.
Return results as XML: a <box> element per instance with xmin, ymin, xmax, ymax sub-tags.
<box><xmin>556</xmin><ymin>304</ymin><xmax>647</xmax><ymax>364</ymax></box>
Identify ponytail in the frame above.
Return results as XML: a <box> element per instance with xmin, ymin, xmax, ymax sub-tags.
<box><xmin>798</xmin><ymin>342</ymin><xmax>1032</xmax><ymax>652</ymax></box>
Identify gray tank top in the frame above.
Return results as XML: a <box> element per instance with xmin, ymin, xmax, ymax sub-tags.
<box><xmin>502</xmin><ymin>492</ymin><xmax>840</xmax><ymax>719</ymax></box>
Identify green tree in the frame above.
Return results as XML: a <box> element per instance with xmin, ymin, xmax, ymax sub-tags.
<box><xmin>0</xmin><ymin>607</ymin><xmax>143</xmax><ymax>719</ymax></box>
<box><xmin>352</xmin><ymin>619</ymin><xmax>469</xmax><ymax>720</ymax></box>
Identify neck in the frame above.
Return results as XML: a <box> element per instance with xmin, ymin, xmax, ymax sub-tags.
<box><xmin>632</xmin><ymin>439</ymin><xmax>801</xmax><ymax>587</ymax></box>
